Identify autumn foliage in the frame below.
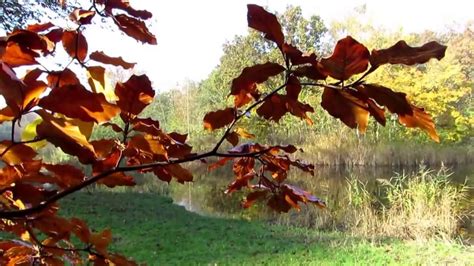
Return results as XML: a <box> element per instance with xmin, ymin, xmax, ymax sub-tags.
<box><xmin>0</xmin><ymin>1</ymin><xmax>446</xmax><ymax>264</ymax></box>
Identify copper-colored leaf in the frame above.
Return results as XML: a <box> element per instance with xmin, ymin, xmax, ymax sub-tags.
<box><xmin>6</xmin><ymin>30</ymin><xmax>53</xmax><ymax>56</ymax></box>
<box><xmin>43</xmin><ymin>164</ymin><xmax>85</xmax><ymax>188</ymax></box>
<box><xmin>96</xmin><ymin>0</ymin><xmax>152</xmax><ymax>19</ymax></box>
<box><xmin>321</xmin><ymin>87</ymin><xmax>369</xmax><ymax>132</ymax></box>
<box><xmin>242</xmin><ymin>190</ymin><xmax>269</xmax><ymax>208</ymax></box>
<box><xmin>115</xmin><ymin>74</ymin><xmax>155</xmax><ymax>116</ymax></box>
<box><xmin>286</xmin><ymin>75</ymin><xmax>301</xmax><ymax>100</ymax></box>
<box><xmin>231</xmin><ymin>62</ymin><xmax>285</xmax><ymax>107</ymax></box>
<box><xmin>293</xmin><ymin>63</ymin><xmax>327</xmax><ymax>80</ymax></box>
<box><xmin>90</xmin><ymin>229</ymin><xmax>112</xmax><ymax>255</ymax></box>
<box><xmin>69</xmin><ymin>9</ymin><xmax>96</xmax><ymax>25</ymax></box>
<box><xmin>1</xmin><ymin>42</ymin><xmax>38</xmax><ymax>67</ymax></box>
<box><xmin>99</xmin><ymin>172</ymin><xmax>135</xmax><ymax>187</ymax></box>
<box><xmin>0</xmin><ymin>62</ymin><xmax>24</xmax><ymax>115</ymax></box>
<box><xmin>203</xmin><ymin>108</ymin><xmax>235</xmax><ymax>130</ymax></box>
<box><xmin>370</xmin><ymin>40</ymin><xmax>447</xmax><ymax>67</ymax></box>
<box><xmin>62</xmin><ymin>30</ymin><xmax>88</xmax><ymax>61</ymax></box>
<box><xmin>26</xmin><ymin>22</ymin><xmax>55</xmax><ymax>33</ymax></box>
<box><xmin>0</xmin><ymin>141</ymin><xmax>37</xmax><ymax>165</ymax></box>
<box><xmin>165</xmin><ymin>164</ymin><xmax>193</xmax><ymax>183</ymax></box>
<box><xmin>282</xmin><ymin>44</ymin><xmax>317</xmax><ymax>65</ymax></box>
<box><xmin>321</xmin><ymin>36</ymin><xmax>369</xmax><ymax>80</ymax></box>
<box><xmin>39</xmin><ymin>84</ymin><xmax>120</xmax><ymax>123</ymax></box>
<box><xmin>36</xmin><ymin>110</ymin><xmax>96</xmax><ymax>164</ymax></box>
<box><xmin>89</xmin><ymin>51</ymin><xmax>136</xmax><ymax>69</ymax></box>
<box><xmin>45</xmin><ymin>28</ymin><xmax>64</xmax><ymax>44</ymax></box>
<box><xmin>256</xmin><ymin>94</ymin><xmax>287</xmax><ymax>122</ymax></box>
<box><xmin>47</xmin><ymin>68</ymin><xmax>80</xmax><ymax>89</ymax></box>
<box><xmin>225</xmin><ymin>131</ymin><xmax>239</xmax><ymax>146</ymax></box>
<box><xmin>0</xmin><ymin>107</ymin><xmax>15</xmax><ymax>123</ymax></box>
<box><xmin>131</xmin><ymin>117</ymin><xmax>160</xmax><ymax>135</ymax></box>
<box><xmin>282</xmin><ymin>184</ymin><xmax>326</xmax><ymax>209</ymax></box>
<box><xmin>247</xmin><ymin>4</ymin><xmax>284</xmax><ymax>47</ymax></box>
<box><xmin>398</xmin><ymin>105</ymin><xmax>439</xmax><ymax>142</ymax></box>
<box><xmin>208</xmin><ymin>157</ymin><xmax>233</xmax><ymax>171</ymax></box>
<box><xmin>21</xmin><ymin>69</ymin><xmax>47</xmax><ymax>111</ymax></box>
<box><xmin>114</xmin><ymin>14</ymin><xmax>157</xmax><ymax>45</ymax></box>
<box><xmin>357</xmin><ymin>84</ymin><xmax>412</xmax><ymax>115</ymax></box>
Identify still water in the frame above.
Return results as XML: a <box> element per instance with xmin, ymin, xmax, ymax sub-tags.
<box><xmin>169</xmin><ymin>164</ymin><xmax>473</xmax><ymax>218</ymax></box>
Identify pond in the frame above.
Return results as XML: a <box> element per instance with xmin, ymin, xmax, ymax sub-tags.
<box><xmin>170</xmin><ymin>164</ymin><xmax>474</xmax><ymax>218</ymax></box>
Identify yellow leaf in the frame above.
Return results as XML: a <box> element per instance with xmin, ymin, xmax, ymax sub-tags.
<box><xmin>235</xmin><ymin>127</ymin><xmax>255</xmax><ymax>139</ymax></box>
<box><xmin>87</xmin><ymin>66</ymin><xmax>118</xmax><ymax>102</ymax></box>
<box><xmin>21</xmin><ymin>118</ymin><xmax>47</xmax><ymax>149</ymax></box>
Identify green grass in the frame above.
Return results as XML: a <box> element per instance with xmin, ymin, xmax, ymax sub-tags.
<box><xmin>58</xmin><ymin>191</ymin><xmax>473</xmax><ymax>265</ymax></box>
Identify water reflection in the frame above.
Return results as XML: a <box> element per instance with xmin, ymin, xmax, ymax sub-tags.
<box><xmin>171</xmin><ymin>164</ymin><xmax>473</xmax><ymax>218</ymax></box>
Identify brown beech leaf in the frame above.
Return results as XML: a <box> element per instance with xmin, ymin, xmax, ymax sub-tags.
<box><xmin>321</xmin><ymin>87</ymin><xmax>369</xmax><ymax>132</ymax></box>
<box><xmin>286</xmin><ymin>99</ymin><xmax>314</xmax><ymax>125</ymax></box>
<box><xmin>247</xmin><ymin>4</ymin><xmax>284</xmax><ymax>47</ymax></box>
<box><xmin>127</xmin><ymin>134</ymin><xmax>167</xmax><ymax>163</ymax></box>
<box><xmin>39</xmin><ymin>84</ymin><xmax>120</xmax><ymax>123</ymax></box>
<box><xmin>231</xmin><ymin>62</ymin><xmax>285</xmax><ymax>107</ymax></box>
<box><xmin>398</xmin><ymin>105</ymin><xmax>439</xmax><ymax>142</ymax></box>
<box><xmin>115</xmin><ymin>74</ymin><xmax>155</xmax><ymax>116</ymax></box>
<box><xmin>69</xmin><ymin>9</ymin><xmax>96</xmax><ymax>25</ymax></box>
<box><xmin>282</xmin><ymin>184</ymin><xmax>326</xmax><ymax>209</ymax></box>
<box><xmin>43</xmin><ymin>164</ymin><xmax>85</xmax><ymax>188</ymax></box>
<box><xmin>0</xmin><ymin>106</ymin><xmax>15</xmax><ymax>123</ymax></box>
<box><xmin>286</xmin><ymin>75</ymin><xmax>301</xmax><ymax>100</ymax></box>
<box><xmin>62</xmin><ymin>30</ymin><xmax>88</xmax><ymax>61</ymax></box>
<box><xmin>257</xmin><ymin>94</ymin><xmax>287</xmax><ymax>122</ymax></box>
<box><xmin>321</xmin><ymin>36</ymin><xmax>370</xmax><ymax>80</ymax></box>
<box><xmin>47</xmin><ymin>68</ymin><xmax>80</xmax><ymax>89</ymax></box>
<box><xmin>165</xmin><ymin>164</ymin><xmax>193</xmax><ymax>183</ymax></box>
<box><xmin>36</xmin><ymin>110</ymin><xmax>96</xmax><ymax>164</ymax></box>
<box><xmin>21</xmin><ymin>69</ymin><xmax>47</xmax><ymax>111</ymax></box>
<box><xmin>0</xmin><ymin>62</ymin><xmax>25</xmax><ymax>115</ymax></box>
<box><xmin>114</xmin><ymin>14</ymin><xmax>157</xmax><ymax>45</ymax></box>
<box><xmin>267</xmin><ymin>194</ymin><xmax>292</xmax><ymax>213</ymax></box>
<box><xmin>96</xmin><ymin>0</ymin><xmax>152</xmax><ymax>19</ymax></box>
<box><xmin>370</xmin><ymin>40</ymin><xmax>447</xmax><ymax>67</ymax></box>
<box><xmin>282</xmin><ymin>43</ymin><xmax>317</xmax><ymax>65</ymax></box>
<box><xmin>90</xmin><ymin>229</ymin><xmax>112</xmax><ymax>255</ymax></box>
<box><xmin>45</xmin><ymin>28</ymin><xmax>64</xmax><ymax>44</ymax></box>
<box><xmin>225</xmin><ymin>172</ymin><xmax>255</xmax><ymax>194</ymax></box>
<box><xmin>356</xmin><ymin>84</ymin><xmax>412</xmax><ymax>116</ymax></box>
<box><xmin>242</xmin><ymin>190</ymin><xmax>269</xmax><ymax>208</ymax></box>
<box><xmin>1</xmin><ymin>42</ymin><xmax>38</xmax><ymax>67</ymax></box>
<box><xmin>293</xmin><ymin>63</ymin><xmax>327</xmax><ymax>80</ymax></box>
<box><xmin>208</xmin><ymin>157</ymin><xmax>233</xmax><ymax>171</ymax></box>
<box><xmin>132</xmin><ymin>117</ymin><xmax>160</xmax><ymax>135</ymax></box>
<box><xmin>89</xmin><ymin>51</ymin><xmax>136</xmax><ymax>69</ymax></box>
<box><xmin>70</xmin><ymin>218</ymin><xmax>91</xmax><ymax>244</ymax></box>
<box><xmin>203</xmin><ymin>107</ymin><xmax>235</xmax><ymax>130</ymax></box>
<box><xmin>26</xmin><ymin>22</ymin><xmax>55</xmax><ymax>33</ymax></box>
<box><xmin>0</xmin><ymin>141</ymin><xmax>37</xmax><ymax>165</ymax></box>
<box><xmin>7</xmin><ymin>29</ymin><xmax>54</xmax><ymax>55</ymax></box>
<box><xmin>99</xmin><ymin>172</ymin><xmax>135</xmax><ymax>187</ymax></box>
<box><xmin>225</xmin><ymin>131</ymin><xmax>239</xmax><ymax>146</ymax></box>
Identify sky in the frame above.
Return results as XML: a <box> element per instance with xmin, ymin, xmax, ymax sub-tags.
<box><xmin>6</xmin><ymin>0</ymin><xmax>474</xmax><ymax>92</ymax></box>
<box><xmin>116</xmin><ymin>0</ymin><xmax>473</xmax><ymax>91</ymax></box>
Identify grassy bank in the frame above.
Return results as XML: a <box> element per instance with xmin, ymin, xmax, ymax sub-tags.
<box><xmin>57</xmin><ymin>191</ymin><xmax>473</xmax><ymax>265</ymax></box>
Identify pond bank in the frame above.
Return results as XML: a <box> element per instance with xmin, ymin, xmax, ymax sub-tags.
<box><xmin>59</xmin><ymin>192</ymin><xmax>473</xmax><ymax>265</ymax></box>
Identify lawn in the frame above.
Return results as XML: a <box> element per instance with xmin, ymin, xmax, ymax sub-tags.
<box><xmin>56</xmin><ymin>191</ymin><xmax>473</xmax><ymax>265</ymax></box>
